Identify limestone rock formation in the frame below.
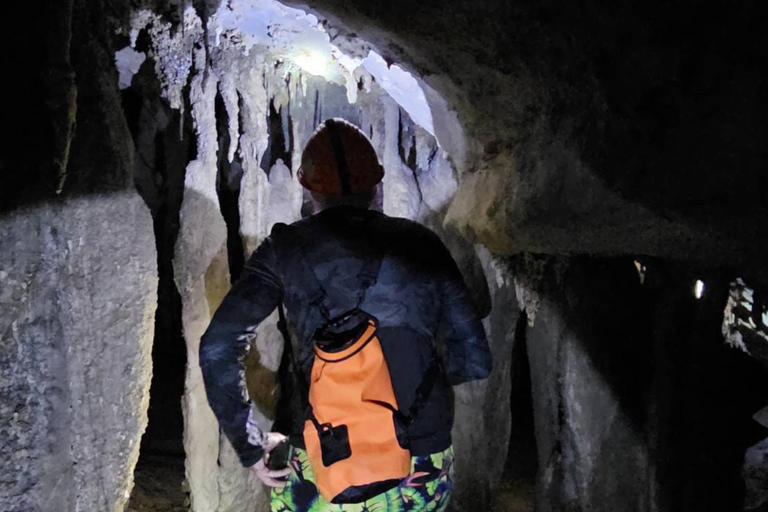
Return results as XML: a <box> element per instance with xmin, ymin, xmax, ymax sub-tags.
<box><xmin>450</xmin><ymin>248</ymin><xmax>519</xmax><ymax>510</ymax></box>
<box><xmin>525</xmin><ymin>259</ymin><xmax>652</xmax><ymax>512</ymax></box>
<box><xmin>0</xmin><ymin>193</ymin><xmax>157</xmax><ymax>512</ymax></box>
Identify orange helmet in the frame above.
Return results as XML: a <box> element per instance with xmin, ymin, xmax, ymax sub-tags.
<box><xmin>298</xmin><ymin>118</ymin><xmax>384</xmax><ymax>195</ymax></box>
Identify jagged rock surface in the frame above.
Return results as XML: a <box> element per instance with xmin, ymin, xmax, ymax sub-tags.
<box><xmin>172</xmin><ymin>46</ymin><xmax>231</xmax><ymax>512</ymax></box>
<box><xmin>449</xmin><ymin>248</ymin><xmax>519</xmax><ymax>511</ymax></box>
<box><xmin>0</xmin><ymin>193</ymin><xmax>157</xmax><ymax>512</ymax></box>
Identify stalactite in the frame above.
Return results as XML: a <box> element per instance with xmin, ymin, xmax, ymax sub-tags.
<box><xmin>414</xmin><ymin>127</ymin><xmax>456</xmax><ymax>214</ymax></box>
<box><xmin>397</xmin><ymin>109</ymin><xmax>424</xmax><ymax>206</ymax></box>
<box><xmin>236</xmin><ymin>54</ymin><xmax>271</xmax><ymax>257</ymax></box>
<box><xmin>381</xmin><ymin>95</ymin><xmax>420</xmax><ymax>219</ymax></box>
<box><xmin>218</xmin><ymin>71</ymin><xmax>241</xmax><ymax>164</ymax></box>
<box><xmin>130</xmin><ymin>9</ymin><xmax>201</xmax><ymax>112</ymax></box>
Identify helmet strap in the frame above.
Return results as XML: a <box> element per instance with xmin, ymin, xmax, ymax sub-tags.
<box><xmin>325</xmin><ymin>119</ymin><xmax>352</xmax><ymax>195</ymax></box>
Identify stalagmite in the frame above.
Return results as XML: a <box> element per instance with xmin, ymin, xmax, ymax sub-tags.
<box><xmin>173</xmin><ymin>45</ymin><xmax>228</xmax><ymax>512</ymax></box>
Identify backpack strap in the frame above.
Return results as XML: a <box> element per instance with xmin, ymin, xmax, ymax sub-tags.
<box><xmin>277</xmin><ymin>302</ymin><xmax>308</xmax><ymax>400</ymax></box>
<box><xmin>355</xmin><ymin>246</ymin><xmax>384</xmax><ymax>309</ymax></box>
<box><xmin>273</xmin><ymin>222</ymin><xmax>385</xmax><ymax>317</ymax></box>
<box><xmin>326</xmin><ymin>119</ymin><xmax>353</xmax><ymax>195</ymax></box>
<box><xmin>272</xmin><ymin>223</ymin><xmax>332</xmax><ymax>321</ymax></box>
<box><xmin>401</xmin><ymin>356</ymin><xmax>441</xmax><ymax>426</ymax></box>
<box><xmin>369</xmin><ymin>352</ymin><xmax>442</xmax><ymax>432</ymax></box>
<box><xmin>277</xmin><ymin>302</ymin><xmax>328</xmax><ymax>439</ymax></box>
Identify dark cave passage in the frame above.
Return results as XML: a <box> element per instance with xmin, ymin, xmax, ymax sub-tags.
<box><xmin>505</xmin><ymin>311</ymin><xmax>538</xmax><ymax>485</ymax></box>
<box><xmin>494</xmin><ymin>310</ymin><xmax>538</xmax><ymax>512</ymax></box>
<box><xmin>121</xmin><ymin>60</ymin><xmax>191</xmax><ymax>512</ymax></box>
<box><xmin>216</xmin><ymin>92</ymin><xmax>246</xmax><ymax>283</ymax></box>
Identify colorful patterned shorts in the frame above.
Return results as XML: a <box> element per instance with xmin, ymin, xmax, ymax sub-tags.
<box><xmin>270</xmin><ymin>445</ymin><xmax>454</xmax><ymax>512</ymax></box>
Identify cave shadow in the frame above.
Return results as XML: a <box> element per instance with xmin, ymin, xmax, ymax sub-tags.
<box><xmin>640</xmin><ymin>261</ymin><xmax>768</xmax><ymax>512</ymax></box>
<box><xmin>122</xmin><ymin>53</ymin><xmax>194</xmax><ymax>511</ymax></box>
<box><xmin>527</xmin><ymin>255</ymin><xmax>768</xmax><ymax>511</ymax></box>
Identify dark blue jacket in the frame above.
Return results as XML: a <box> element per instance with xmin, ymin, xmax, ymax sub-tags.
<box><xmin>200</xmin><ymin>205</ymin><xmax>492</xmax><ymax>467</ymax></box>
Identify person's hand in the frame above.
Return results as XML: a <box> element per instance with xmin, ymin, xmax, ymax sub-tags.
<box><xmin>250</xmin><ymin>432</ymin><xmax>292</xmax><ymax>488</ymax></box>
<box><xmin>251</xmin><ymin>458</ymin><xmax>292</xmax><ymax>487</ymax></box>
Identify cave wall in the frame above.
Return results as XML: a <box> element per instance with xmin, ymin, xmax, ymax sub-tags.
<box><xmin>1</xmin><ymin>2</ymin><xmax>158</xmax><ymax>512</ymax></box>
<box><xmin>283</xmin><ymin>0</ymin><xmax>768</xmax><ymax>275</ymax></box>
<box><xmin>523</xmin><ymin>258</ymin><xmax>653</xmax><ymax>511</ymax></box>
<box><xmin>0</xmin><ymin>195</ymin><xmax>157</xmax><ymax>512</ymax></box>
<box><xmin>506</xmin><ymin>256</ymin><xmax>768</xmax><ymax>512</ymax></box>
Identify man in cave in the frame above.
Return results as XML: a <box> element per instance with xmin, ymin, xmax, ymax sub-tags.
<box><xmin>200</xmin><ymin>118</ymin><xmax>492</xmax><ymax>512</ymax></box>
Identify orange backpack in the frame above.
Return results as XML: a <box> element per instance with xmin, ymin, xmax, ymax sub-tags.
<box><xmin>303</xmin><ymin>315</ymin><xmax>411</xmax><ymax>502</ymax></box>
<box><xmin>274</xmin><ymin>227</ymin><xmax>439</xmax><ymax>504</ymax></box>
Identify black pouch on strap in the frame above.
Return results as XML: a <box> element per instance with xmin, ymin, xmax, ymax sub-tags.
<box><xmin>317</xmin><ymin>423</ymin><xmax>352</xmax><ymax>467</ymax></box>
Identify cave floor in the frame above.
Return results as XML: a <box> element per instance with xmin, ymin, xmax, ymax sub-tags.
<box><xmin>125</xmin><ymin>455</ymin><xmax>535</xmax><ymax>512</ymax></box>
<box><xmin>127</xmin><ymin>453</ymin><xmax>188</xmax><ymax>512</ymax></box>
<box><xmin>491</xmin><ymin>477</ymin><xmax>536</xmax><ymax>512</ymax></box>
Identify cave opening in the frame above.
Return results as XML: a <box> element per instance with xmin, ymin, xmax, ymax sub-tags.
<box><xmin>117</xmin><ymin>1</ymin><xmax>464</xmax><ymax>511</ymax></box>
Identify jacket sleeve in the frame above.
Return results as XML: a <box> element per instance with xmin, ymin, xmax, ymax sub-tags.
<box><xmin>436</xmin><ymin>238</ymin><xmax>493</xmax><ymax>385</ymax></box>
<box><xmin>199</xmin><ymin>236</ymin><xmax>283</xmax><ymax>467</ymax></box>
